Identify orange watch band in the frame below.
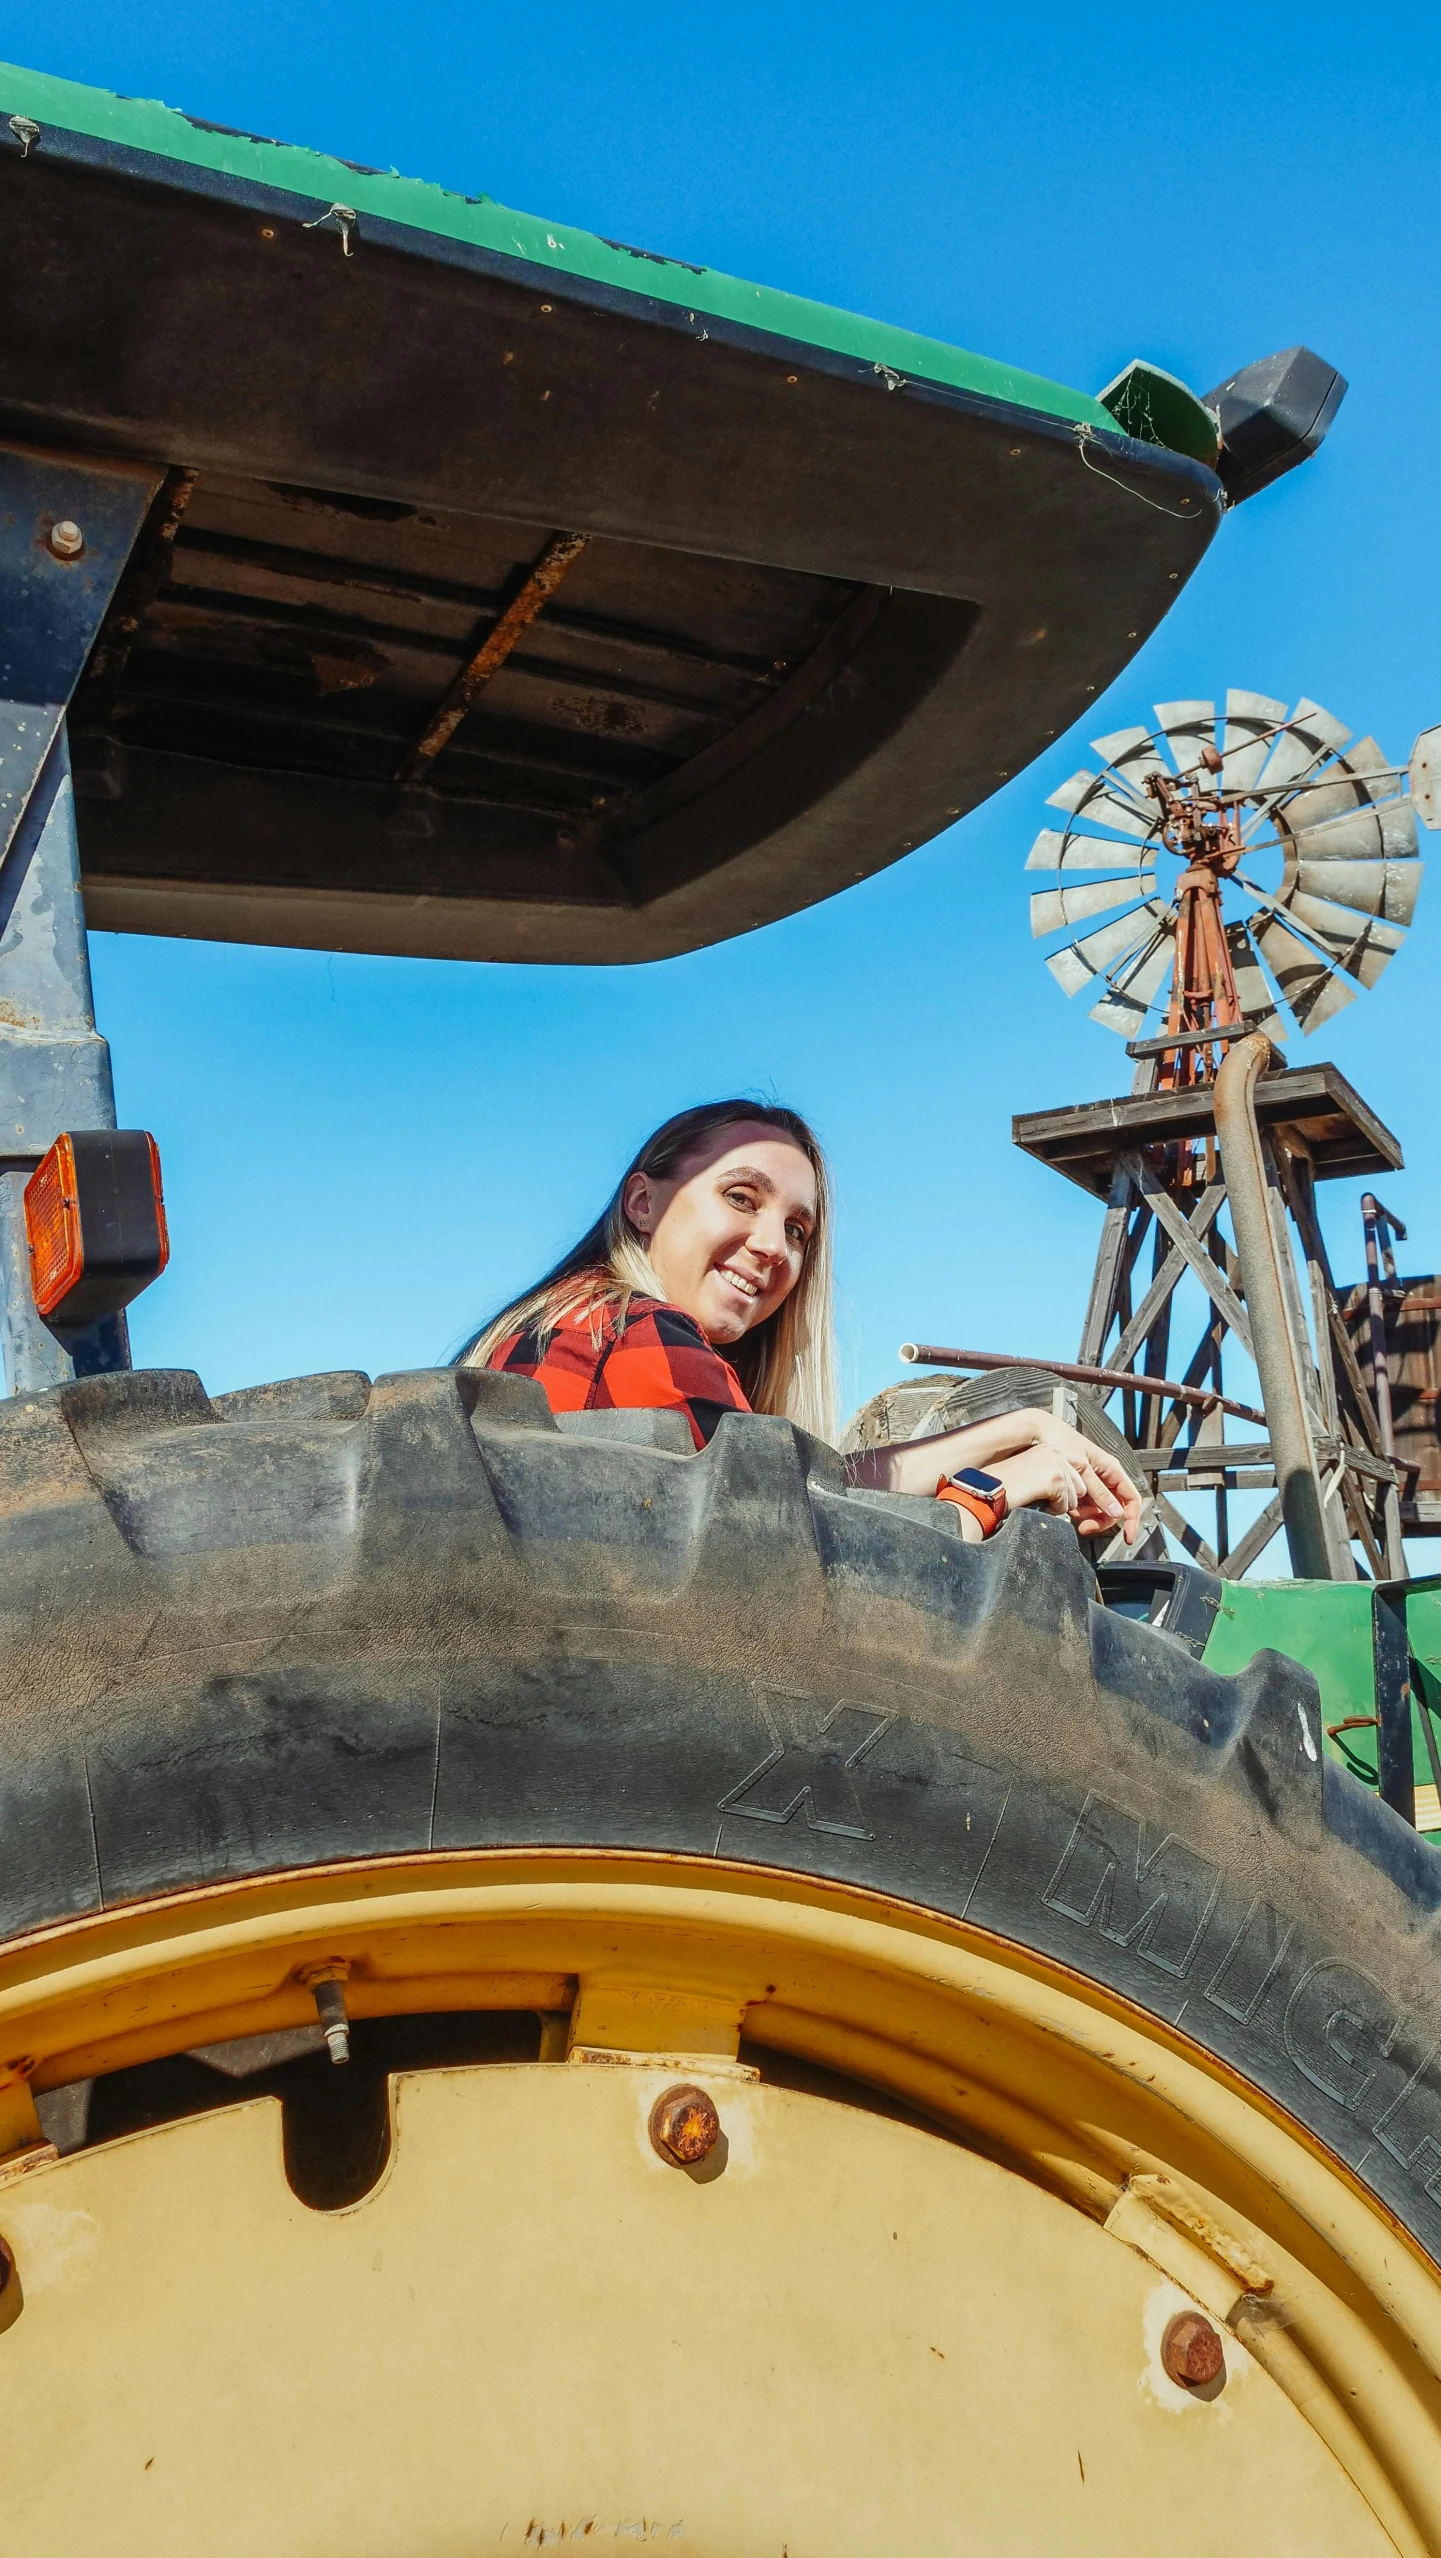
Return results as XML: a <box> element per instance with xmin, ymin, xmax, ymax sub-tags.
<box><xmin>935</xmin><ymin>1477</ymin><xmax>1004</xmax><ymax>1537</ymax></box>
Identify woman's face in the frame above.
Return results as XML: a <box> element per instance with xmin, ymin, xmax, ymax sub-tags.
<box><xmin>623</xmin><ymin>1123</ymin><xmax>818</xmax><ymax>1344</ymax></box>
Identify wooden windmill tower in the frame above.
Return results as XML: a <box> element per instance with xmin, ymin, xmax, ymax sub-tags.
<box><xmin>1010</xmin><ymin>691</ymin><xmax>1440</xmax><ymax>1580</ymax></box>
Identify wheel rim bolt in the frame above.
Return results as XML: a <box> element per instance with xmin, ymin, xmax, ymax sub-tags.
<box><xmin>1161</xmin><ymin>2310</ymin><xmax>1226</xmax><ymax>2389</ymax></box>
<box><xmin>649</xmin><ymin>2082</ymin><xmax>721</xmax><ymax>2166</ymax></box>
<box><xmin>298</xmin><ymin>1961</ymin><xmax>352</xmax><ymax>2065</ymax></box>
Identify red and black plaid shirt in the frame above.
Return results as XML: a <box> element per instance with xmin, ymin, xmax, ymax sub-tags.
<box><xmin>488</xmin><ymin>1289</ymin><xmax>752</xmax><ymax>1449</ymax></box>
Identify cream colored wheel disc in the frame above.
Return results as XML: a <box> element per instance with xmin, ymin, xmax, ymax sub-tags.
<box><xmin>0</xmin><ymin>2061</ymin><xmax>1398</xmax><ymax>2557</ymax></box>
<box><xmin>0</xmin><ymin>1852</ymin><xmax>1437</xmax><ymax>2554</ymax></box>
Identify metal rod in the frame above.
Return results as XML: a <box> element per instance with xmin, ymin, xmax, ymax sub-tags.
<box><xmin>1372</xmin><ymin>1580</ymin><xmax>1418</xmax><ymax>1826</ymax></box>
<box><xmin>1213</xmin><ymin>1034</ymin><xmax>1336</xmax><ymax>1578</ymax></box>
<box><xmin>1371</xmin><ymin>1195</ymin><xmax>1405</xmax><ymax>1285</ymax></box>
<box><xmin>1360</xmin><ymin>1192</ymin><xmax>1402</xmax><ymax>1459</ymax></box>
<box><xmin>898</xmin><ymin>1342</ymin><xmax>1267</xmax><ymax>1426</ymax></box>
<box><xmin>398</xmin><ymin>529</ymin><xmax>588</xmax><ymax>780</ymax></box>
<box><xmin>1418</xmin><ymin>1690</ymin><xmax>1441</xmax><ymax>1807</ymax></box>
<box><xmin>1125</xmin><ymin>1021</ymin><xmax>1248</xmax><ymax>1062</ymax></box>
<box><xmin>1359</xmin><ymin>1190</ymin><xmax>1408</xmax><ymax>1576</ymax></box>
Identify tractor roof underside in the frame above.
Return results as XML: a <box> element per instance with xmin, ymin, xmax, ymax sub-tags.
<box><xmin>0</xmin><ymin>65</ymin><xmax>1220</xmax><ymax>962</ymax></box>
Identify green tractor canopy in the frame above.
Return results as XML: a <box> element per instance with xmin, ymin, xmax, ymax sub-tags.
<box><xmin>0</xmin><ymin>61</ymin><xmax>1238</xmax><ymax>964</ymax></box>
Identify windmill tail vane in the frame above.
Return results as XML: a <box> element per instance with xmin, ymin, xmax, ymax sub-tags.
<box><xmin>1027</xmin><ymin>691</ymin><xmax>1441</xmax><ymax>1092</ymax></box>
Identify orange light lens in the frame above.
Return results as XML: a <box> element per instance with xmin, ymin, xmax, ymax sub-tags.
<box><xmin>23</xmin><ymin>1135</ymin><xmax>84</xmax><ymax>1319</ymax></box>
<box><xmin>146</xmin><ymin>1132</ymin><xmax>171</xmax><ymax>1275</ymax></box>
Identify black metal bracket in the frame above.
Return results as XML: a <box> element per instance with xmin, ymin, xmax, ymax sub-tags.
<box><xmin>0</xmin><ymin>444</ymin><xmax>161</xmax><ymax>1391</ymax></box>
<box><xmin>1371</xmin><ymin>1573</ymin><xmax>1441</xmax><ymax>1827</ymax></box>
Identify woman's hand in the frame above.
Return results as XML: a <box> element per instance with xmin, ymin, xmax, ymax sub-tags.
<box><xmin>976</xmin><ymin>1409</ymin><xmax>1141</xmax><ymax>1544</ymax></box>
<box><xmin>844</xmin><ymin>1405</ymin><xmax>1142</xmax><ymax>1545</ymax></box>
<box><xmin>987</xmin><ymin>1444</ymin><xmax>1129</xmax><ymax>1540</ymax></box>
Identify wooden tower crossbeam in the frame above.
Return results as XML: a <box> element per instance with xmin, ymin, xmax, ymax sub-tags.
<box><xmin>1016</xmin><ymin>1062</ymin><xmax>1407</xmax><ymax>1579</ymax></box>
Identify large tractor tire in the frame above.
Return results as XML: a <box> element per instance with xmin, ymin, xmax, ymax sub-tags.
<box><xmin>1</xmin><ymin>1364</ymin><xmax>1440</xmax><ymax>2554</ymax></box>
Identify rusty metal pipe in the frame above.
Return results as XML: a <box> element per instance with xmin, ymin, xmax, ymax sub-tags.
<box><xmin>1360</xmin><ymin>1193</ymin><xmax>1401</xmax><ymax>1460</ymax></box>
<box><xmin>898</xmin><ymin>1342</ymin><xmax>1266</xmax><ymax>1427</ymax></box>
<box><xmin>1361</xmin><ymin>1193</ymin><xmax>1409</xmax><ymax>1579</ymax></box>
<box><xmin>398</xmin><ymin>529</ymin><xmax>588</xmax><ymax>782</ymax></box>
<box><xmin>1213</xmin><ymin>1034</ymin><xmax>1334</xmax><ymax>1578</ymax></box>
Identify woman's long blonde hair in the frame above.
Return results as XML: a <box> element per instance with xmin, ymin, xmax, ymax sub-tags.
<box><xmin>458</xmin><ymin>1100</ymin><xmax>837</xmax><ymax>1441</ymax></box>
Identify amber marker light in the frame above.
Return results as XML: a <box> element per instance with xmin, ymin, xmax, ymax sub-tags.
<box><xmin>23</xmin><ymin>1131</ymin><xmax>169</xmax><ymax>1328</ymax></box>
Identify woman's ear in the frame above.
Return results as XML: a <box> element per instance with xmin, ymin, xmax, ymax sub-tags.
<box><xmin>622</xmin><ymin>1169</ymin><xmax>654</xmax><ymax>1236</ymax></box>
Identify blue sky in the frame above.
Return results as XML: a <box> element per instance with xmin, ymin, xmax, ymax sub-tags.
<box><xmin>7</xmin><ymin>4</ymin><xmax>1438</xmax><ymax>1556</ymax></box>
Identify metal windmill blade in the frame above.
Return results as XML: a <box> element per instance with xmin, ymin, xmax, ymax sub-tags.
<box><xmin>1089</xmin><ymin>725</ymin><xmax>1172</xmax><ymax>797</ymax></box>
<box><xmin>1290</xmin><ymin>859</ymin><xmax>1424</xmax><ymax>925</ymax></box>
<box><xmin>1271</xmin><ymin>734</ymin><xmax>1394</xmax><ymax>831</ymax></box>
<box><xmin>1024</xmin><ymin>827</ymin><xmax>1154</xmax><ymax>875</ymax></box>
<box><xmin>1225</xmin><ymin>921</ymin><xmax>1286</xmax><ymax>1040</ymax></box>
<box><xmin>1088</xmin><ymin>923</ymin><xmax>1176</xmax><ymax>1033</ymax></box>
<box><xmin>1251</xmin><ymin>908</ymin><xmax>1358</xmax><ymax>1029</ymax></box>
<box><xmin>1267</xmin><ymin>729</ymin><xmax>1424</xmax><ymax>1013</ymax></box>
<box><xmin>1045</xmin><ymin>767</ymin><xmax>1158</xmax><ymax>839</ymax></box>
<box><xmin>1030</xmin><ymin>875</ymin><xmax>1157</xmax><ymax>938</ymax></box>
<box><xmin>1045</xmin><ymin>901</ymin><xmax>1168</xmax><ymax>998</ymax></box>
<box><xmin>1287</xmin><ymin>800</ymin><xmax>1418</xmax><ymax>865</ymax></box>
<box><xmin>1219</xmin><ymin>690</ymin><xmax>1288</xmax><ymax>795</ymax></box>
<box><xmin>1153</xmin><ymin>699</ymin><xmax>1217</xmax><ymax>776</ymax></box>
<box><xmin>1022</xmin><ymin>688</ymin><xmax>1436</xmax><ymax>1061</ymax></box>
<box><xmin>1253</xmin><ymin>698</ymin><xmax>1352</xmax><ymax>796</ymax></box>
<box><xmin>1276</xmin><ymin>892</ymin><xmax>1405</xmax><ymax>984</ymax></box>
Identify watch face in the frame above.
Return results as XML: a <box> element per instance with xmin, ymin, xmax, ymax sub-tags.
<box><xmin>951</xmin><ymin>1468</ymin><xmax>1005</xmax><ymax>1497</ymax></box>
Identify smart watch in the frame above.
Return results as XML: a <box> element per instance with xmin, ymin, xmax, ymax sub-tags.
<box><xmin>935</xmin><ymin>1466</ymin><xmax>1008</xmax><ymax>1536</ymax></box>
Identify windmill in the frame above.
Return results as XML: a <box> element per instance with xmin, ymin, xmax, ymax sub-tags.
<box><xmin>1009</xmin><ymin>693</ymin><xmax>1441</xmax><ymax>1580</ymax></box>
<box><xmin>1030</xmin><ymin>692</ymin><xmax>1431</xmax><ymax>1071</ymax></box>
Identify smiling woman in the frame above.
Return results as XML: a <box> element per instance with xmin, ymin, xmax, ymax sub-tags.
<box><xmin>459</xmin><ymin>1101</ymin><xmax>1140</xmax><ymax>1546</ymax></box>
<box><xmin>459</xmin><ymin>1102</ymin><xmax>836</xmax><ymax>1443</ymax></box>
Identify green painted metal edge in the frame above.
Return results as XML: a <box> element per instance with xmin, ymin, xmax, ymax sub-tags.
<box><xmin>1204</xmin><ymin>1578</ymin><xmax>1441</xmax><ymax>1796</ymax></box>
<box><xmin>1</xmin><ymin>58</ymin><xmax>1127</xmax><ymax>437</ymax></box>
<box><xmin>1097</xmin><ymin>360</ymin><xmax>1221</xmax><ymax>468</ymax></box>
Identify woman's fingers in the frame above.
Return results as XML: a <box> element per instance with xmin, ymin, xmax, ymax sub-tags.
<box><xmin>1082</xmin><ymin>1450</ymin><xmax>1142</xmax><ymax>1543</ymax></box>
<box><xmin>990</xmin><ymin>1443</ymin><xmax>1142</xmax><ymax>1543</ymax></box>
<box><xmin>1088</xmin><ymin>1443</ymin><xmax>1140</xmax><ymax>1508</ymax></box>
<box><xmin>1077</xmin><ymin>1458</ymin><xmax>1123</xmax><ymax>1521</ymax></box>
<box><xmin>991</xmin><ymin>1447</ymin><xmax>1081</xmax><ymax>1517</ymax></box>
<box><xmin>1029</xmin><ymin>1417</ymin><xmax>1142</xmax><ymax>1545</ymax></box>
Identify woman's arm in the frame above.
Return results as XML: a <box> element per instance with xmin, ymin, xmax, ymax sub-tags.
<box><xmin>843</xmin><ymin>1407</ymin><xmax>1142</xmax><ymax>1545</ymax></box>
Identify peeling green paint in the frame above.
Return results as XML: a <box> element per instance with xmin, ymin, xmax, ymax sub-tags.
<box><xmin>0</xmin><ymin>57</ymin><xmax>1122</xmax><ymax>433</ymax></box>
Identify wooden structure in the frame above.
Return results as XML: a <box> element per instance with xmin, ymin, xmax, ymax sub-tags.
<box><xmin>1343</xmin><ymin>1265</ymin><xmax>1441</xmax><ymax>1538</ymax></box>
<box><xmin>1014</xmin><ymin>1058</ymin><xmax>1408</xmax><ymax>1578</ymax></box>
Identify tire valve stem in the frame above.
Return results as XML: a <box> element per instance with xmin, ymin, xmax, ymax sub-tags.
<box><xmin>299</xmin><ymin>1962</ymin><xmax>352</xmax><ymax>2066</ymax></box>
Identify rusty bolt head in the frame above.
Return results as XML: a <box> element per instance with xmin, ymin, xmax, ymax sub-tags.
<box><xmin>1161</xmin><ymin>2310</ymin><xmax>1226</xmax><ymax>2390</ymax></box>
<box><xmin>48</xmin><ymin>520</ymin><xmax>84</xmax><ymax>560</ymax></box>
<box><xmin>649</xmin><ymin>2082</ymin><xmax>721</xmax><ymax>2167</ymax></box>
